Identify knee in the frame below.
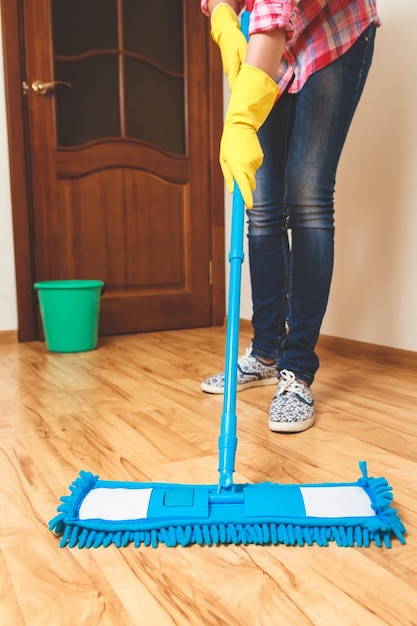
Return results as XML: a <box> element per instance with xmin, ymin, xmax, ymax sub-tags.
<box><xmin>286</xmin><ymin>169</ymin><xmax>335</xmax><ymax>229</ymax></box>
<box><xmin>247</xmin><ymin>211</ymin><xmax>287</xmax><ymax>237</ymax></box>
<box><xmin>247</xmin><ymin>200</ymin><xmax>287</xmax><ymax>237</ymax></box>
<box><xmin>286</xmin><ymin>184</ymin><xmax>335</xmax><ymax>230</ymax></box>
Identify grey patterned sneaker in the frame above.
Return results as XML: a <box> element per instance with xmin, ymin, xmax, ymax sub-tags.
<box><xmin>201</xmin><ymin>353</ymin><xmax>278</xmax><ymax>394</ymax></box>
<box><xmin>269</xmin><ymin>369</ymin><xmax>315</xmax><ymax>433</ymax></box>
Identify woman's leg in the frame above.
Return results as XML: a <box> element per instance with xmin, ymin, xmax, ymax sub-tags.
<box><xmin>248</xmin><ymin>88</ymin><xmax>294</xmax><ymax>362</ymax></box>
<box><xmin>280</xmin><ymin>24</ymin><xmax>377</xmax><ymax>386</ymax></box>
<box><xmin>200</xmin><ymin>88</ymin><xmax>294</xmax><ymax>394</ymax></box>
<box><xmin>200</xmin><ymin>91</ymin><xmax>294</xmax><ymax>395</ymax></box>
<box><xmin>270</xmin><ymin>24</ymin><xmax>376</xmax><ymax>431</ymax></box>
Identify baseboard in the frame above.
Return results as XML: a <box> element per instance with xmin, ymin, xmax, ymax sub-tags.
<box><xmin>318</xmin><ymin>334</ymin><xmax>417</xmax><ymax>367</ymax></box>
<box><xmin>0</xmin><ymin>330</ymin><xmax>18</xmax><ymax>345</ymax></box>
<box><xmin>238</xmin><ymin>319</ymin><xmax>417</xmax><ymax>367</ymax></box>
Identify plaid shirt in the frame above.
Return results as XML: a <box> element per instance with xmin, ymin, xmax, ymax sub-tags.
<box><xmin>202</xmin><ymin>1</ymin><xmax>380</xmax><ymax>94</ymax></box>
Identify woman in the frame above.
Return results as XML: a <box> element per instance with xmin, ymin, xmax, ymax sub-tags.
<box><xmin>201</xmin><ymin>0</ymin><xmax>379</xmax><ymax>432</ymax></box>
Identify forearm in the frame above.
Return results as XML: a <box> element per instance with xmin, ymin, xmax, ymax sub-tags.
<box><xmin>246</xmin><ymin>29</ymin><xmax>286</xmax><ymax>78</ymax></box>
<box><xmin>206</xmin><ymin>0</ymin><xmax>286</xmax><ymax>79</ymax></box>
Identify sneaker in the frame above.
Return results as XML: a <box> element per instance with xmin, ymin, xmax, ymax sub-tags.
<box><xmin>269</xmin><ymin>369</ymin><xmax>315</xmax><ymax>433</ymax></box>
<box><xmin>201</xmin><ymin>352</ymin><xmax>278</xmax><ymax>394</ymax></box>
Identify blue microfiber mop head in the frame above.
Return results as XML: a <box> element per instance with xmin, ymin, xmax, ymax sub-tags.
<box><xmin>49</xmin><ymin>462</ymin><xmax>406</xmax><ymax>549</ymax></box>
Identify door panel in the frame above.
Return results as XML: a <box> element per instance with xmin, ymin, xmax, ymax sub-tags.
<box><xmin>19</xmin><ymin>0</ymin><xmax>221</xmax><ymax>336</ymax></box>
<box><xmin>55</xmin><ymin>169</ymin><xmax>193</xmax><ymax>333</ymax></box>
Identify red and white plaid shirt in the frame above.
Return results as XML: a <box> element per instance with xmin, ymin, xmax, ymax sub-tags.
<box><xmin>202</xmin><ymin>1</ymin><xmax>380</xmax><ymax>94</ymax></box>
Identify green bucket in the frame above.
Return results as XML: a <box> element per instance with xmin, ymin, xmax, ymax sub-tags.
<box><xmin>33</xmin><ymin>279</ymin><xmax>105</xmax><ymax>353</ymax></box>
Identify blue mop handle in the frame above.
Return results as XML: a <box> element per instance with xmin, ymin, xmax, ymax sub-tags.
<box><xmin>240</xmin><ymin>9</ymin><xmax>250</xmax><ymax>39</ymax></box>
<box><xmin>218</xmin><ymin>185</ymin><xmax>245</xmax><ymax>489</ymax></box>
<box><xmin>218</xmin><ymin>12</ymin><xmax>250</xmax><ymax>491</ymax></box>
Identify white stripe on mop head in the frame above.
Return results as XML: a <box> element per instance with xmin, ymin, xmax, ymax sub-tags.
<box><xmin>300</xmin><ymin>486</ymin><xmax>375</xmax><ymax>518</ymax></box>
<box><xmin>78</xmin><ymin>487</ymin><xmax>153</xmax><ymax>521</ymax></box>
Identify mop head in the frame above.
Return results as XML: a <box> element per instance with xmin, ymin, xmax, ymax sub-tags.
<box><xmin>49</xmin><ymin>462</ymin><xmax>406</xmax><ymax>549</ymax></box>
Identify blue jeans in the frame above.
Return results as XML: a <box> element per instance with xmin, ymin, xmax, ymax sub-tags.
<box><xmin>248</xmin><ymin>24</ymin><xmax>376</xmax><ymax>385</ymax></box>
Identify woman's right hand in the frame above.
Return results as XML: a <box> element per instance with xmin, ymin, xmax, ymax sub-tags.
<box><xmin>220</xmin><ymin>64</ymin><xmax>279</xmax><ymax>208</ymax></box>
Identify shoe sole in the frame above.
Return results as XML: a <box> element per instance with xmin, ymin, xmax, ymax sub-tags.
<box><xmin>268</xmin><ymin>415</ymin><xmax>315</xmax><ymax>433</ymax></box>
<box><xmin>201</xmin><ymin>376</ymin><xmax>278</xmax><ymax>394</ymax></box>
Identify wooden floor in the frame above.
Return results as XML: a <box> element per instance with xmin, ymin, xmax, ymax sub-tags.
<box><xmin>1</xmin><ymin>324</ymin><xmax>416</xmax><ymax>626</ymax></box>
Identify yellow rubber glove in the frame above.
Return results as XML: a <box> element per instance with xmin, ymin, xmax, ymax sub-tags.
<box><xmin>211</xmin><ymin>4</ymin><xmax>248</xmax><ymax>90</ymax></box>
<box><xmin>220</xmin><ymin>63</ymin><xmax>279</xmax><ymax>208</ymax></box>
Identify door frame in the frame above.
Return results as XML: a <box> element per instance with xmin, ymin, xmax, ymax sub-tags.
<box><xmin>1</xmin><ymin>0</ymin><xmax>225</xmax><ymax>342</ymax></box>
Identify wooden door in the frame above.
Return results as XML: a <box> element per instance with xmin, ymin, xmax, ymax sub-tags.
<box><xmin>2</xmin><ymin>0</ymin><xmax>224</xmax><ymax>339</ymax></box>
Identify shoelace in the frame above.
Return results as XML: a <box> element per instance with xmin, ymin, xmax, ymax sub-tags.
<box><xmin>276</xmin><ymin>369</ymin><xmax>296</xmax><ymax>396</ymax></box>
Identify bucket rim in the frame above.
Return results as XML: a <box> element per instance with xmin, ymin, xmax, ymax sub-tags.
<box><xmin>34</xmin><ymin>279</ymin><xmax>105</xmax><ymax>290</ymax></box>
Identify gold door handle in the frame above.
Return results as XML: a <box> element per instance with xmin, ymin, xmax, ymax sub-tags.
<box><xmin>31</xmin><ymin>79</ymin><xmax>72</xmax><ymax>96</ymax></box>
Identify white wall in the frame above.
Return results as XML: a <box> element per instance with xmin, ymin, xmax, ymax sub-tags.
<box><xmin>227</xmin><ymin>0</ymin><xmax>417</xmax><ymax>353</ymax></box>
<box><xmin>1</xmin><ymin>2</ymin><xmax>417</xmax><ymax>351</ymax></box>
<box><xmin>0</xmin><ymin>23</ymin><xmax>18</xmax><ymax>331</ymax></box>
<box><xmin>322</xmin><ymin>0</ymin><xmax>417</xmax><ymax>351</ymax></box>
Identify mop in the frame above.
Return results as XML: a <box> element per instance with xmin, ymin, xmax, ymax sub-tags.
<box><xmin>49</xmin><ymin>14</ymin><xmax>406</xmax><ymax>550</ymax></box>
<box><xmin>49</xmin><ymin>183</ymin><xmax>406</xmax><ymax>550</ymax></box>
